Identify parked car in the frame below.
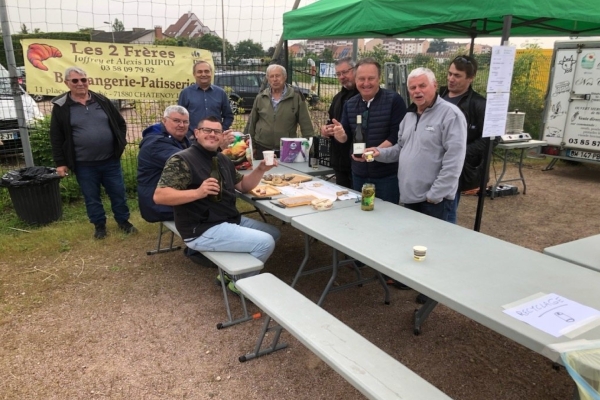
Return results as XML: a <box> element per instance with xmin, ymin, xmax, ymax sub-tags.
<box><xmin>0</xmin><ymin>66</ymin><xmax>43</xmax><ymax>156</ymax></box>
<box><xmin>16</xmin><ymin>66</ymin><xmax>45</xmax><ymax>102</ymax></box>
<box><xmin>214</xmin><ymin>71</ymin><xmax>319</xmax><ymax>114</ymax></box>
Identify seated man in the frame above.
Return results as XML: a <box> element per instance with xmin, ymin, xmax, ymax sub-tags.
<box><xmin>137</xmin><ymin>105</ymin><xmax>192</xmax><ymax>223</ymax></box>
<box><xmin>153</xmin><ymin>116</ymin><xmax>281</xmax><ymax>294</ymax></box>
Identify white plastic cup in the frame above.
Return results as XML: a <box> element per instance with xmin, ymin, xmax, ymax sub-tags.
<box><xmin>263</xmin><ymin>151</ymin><xmax>275</xmax><ymax>166</ymax></box>
<box><xmin>413</xmin><ymin>245</ymin><xmax>427</xmax><ymax>261</ymax></box>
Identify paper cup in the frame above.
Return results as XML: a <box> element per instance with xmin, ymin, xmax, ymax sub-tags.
<box><xmin>413</xmin><ymin>245</ymin><xmax>427</xmax><ymax>261</ymax></box>
<box><xmin>263</xmin><ymin>150</ymin><xmax>275</xmax><ymax>166</ymax></box>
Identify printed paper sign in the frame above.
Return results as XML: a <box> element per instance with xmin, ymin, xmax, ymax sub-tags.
<box><xmin>503</xmin><ymin>293</ymin><xmax>600</xmax><ymax>337</ymax></box>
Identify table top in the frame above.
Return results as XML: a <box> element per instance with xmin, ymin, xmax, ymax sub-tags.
<box><xmin>497</xmin><ymin>140</ymin><xmax>547</xmax><ymax>150</ymax></box>
<box><xmin>238</xmin><ymin>189</ymin><xmax>359</xmax><ymax>223</ymax></box>
<box><xmin>291</xmin><ymin>201</ymin><xmax>600</xmax><ymax>362</ymax></box>
<box><xmin>279</xmin><ymin>161</ymin><xmax>335</xmax><ymax>177</ymax></box>
<box><xmin>544</xmin><ymin>234</ymin><xmax>600</xmax><ymax>272</ymax></box>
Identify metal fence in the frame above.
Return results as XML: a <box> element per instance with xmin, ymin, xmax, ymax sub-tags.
<box><xmin>0</xmin><ymin>50</ymin><xmax>552</xmax><ymax>207</ymax></box>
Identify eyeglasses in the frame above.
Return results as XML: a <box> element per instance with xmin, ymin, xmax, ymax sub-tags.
<box><xmin>166</xmin><ymin>117</ymin><xmax>190</xmax><ymax>125</ymax></box>
<box><xmin>197</xmin><ymin>127</ymin><xmax>224</xmax><ymax>135</ymax></box>
<box><xmin>335</xmin><ymin>67</ymin><xmax>354</xmax><ymax>77</ymax></box>
<box><xmin>67</xmin><ymin>78</ymin><xmax>88</xmax><ymax>84</ymax></box>
<box><xmin>454</xmin><ymin>56</ymin><xmax>472</xmax><ymax>65</ymax></box>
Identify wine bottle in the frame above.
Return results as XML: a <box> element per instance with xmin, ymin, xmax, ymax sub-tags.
<box><xmin>353</xmin><ymin>114</ymin><xmax>365</xmax><ymax>157</ymax></box>
<box><xmin>209</xmin><ymin>157</ymin><xmax>222</xmax><ymax>202</ymax></box>
<box><xmin>308</xmin><ymin>137</ymin><xmax>318</xmax><ymax>168</ymax></box>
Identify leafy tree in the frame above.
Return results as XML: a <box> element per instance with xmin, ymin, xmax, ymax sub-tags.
<box><xmin>189</xmin><ymin>34</ymin><xmax>234</xmax><ymax>56</ymax></box>
<box><xmin>509</xmin><ymin>48</ymin><xmax>547</xmax><ymax>138</ymax></box>
<box><xmin>266</xmin><ymin>46</ymin><xmax>276</xmax><ymax>58</ymax></box>
<box><xmin>20</xmin><ymin>24</ymin><xmax>29</xmax><ymax>34</ymax></box>
<box><xmin>359</xmin><ymin>44</ymin><xmax>394</xmax><ymax>66</ymax></box>
<box><xmin>427</xmin><ymin>39</ymin><xmax>448</xmax><ymax>53</ymax></box>
<box><xmin>33</xmin><ymin>28</ymin><xmax>42</xmax><ymax>34</ymax></box>
<box><xmin>321</xmin><ymin>48</ymin><xmax>334</xmax><ymax>62</ymax></box>
<box><xmin>112</xmin><ymin>18</ymin><xmax>125</xmax><ymax>32</ymax></box>
<box><xmin>234</xmin><ymin>39</ymin><xmax>264</xmax><ymax>58</ymax></box>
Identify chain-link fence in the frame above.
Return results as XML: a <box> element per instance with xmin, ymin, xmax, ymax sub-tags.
<box><xmin>0</xmin><ymin>45</ymin><xmax>552</xmax><ymax>209</ymax></box>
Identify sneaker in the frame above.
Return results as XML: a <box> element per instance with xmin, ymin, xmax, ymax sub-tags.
<box><xmin>227</xmin><ymin>280</ymin><xmax>241</xmax><ymax>296</ymax></box>
<box><xmin>416</xmin><ymin>293</ymin><xmax>430</xmax><ymax>304</ymax></box>
<box><xmin>215</xmin><ymin>272</ymin><xmax>232</xmax><ymax>287</ymax></box>
<box><xmin>118</xmin><ymin>221</ymin><xmax>138</xmax><ymax>234</ymax></box>
<box><xmin>94</xmin><ymin>223</ymin><xmax>107</xmax><ymax>239</ymax></box>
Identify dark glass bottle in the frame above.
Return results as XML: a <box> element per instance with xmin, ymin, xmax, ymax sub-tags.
<box><xmin>308</xmin><ymin>136</ymin><xmax>319</xmax><ymax>168</ymax></box>
<box><xmin>210</xmin><ymin>157</ymin><xmax>222</xmax><ymax>202</ymax></box>
<box><xmin>353</xmin><ymin>114</ymin><xmax>365</xmax><ymax>157</ymax></box>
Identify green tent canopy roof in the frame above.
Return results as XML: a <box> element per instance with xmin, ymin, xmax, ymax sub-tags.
<box><xmin>283</xmin><ymin>0</ymin><xmax>600</xmax><ymax>40</ymax></box>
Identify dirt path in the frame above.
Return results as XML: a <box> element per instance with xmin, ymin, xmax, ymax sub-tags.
<box><xmin>1</xmin><ymin>160</ymin><xmax>599</xmax><ymax>399</ymax></box>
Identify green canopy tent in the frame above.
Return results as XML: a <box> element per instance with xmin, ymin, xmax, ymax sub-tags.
<box><xmin>283</xmin><ymin>0</ymin><xmax>600</xmax><ymax>41</ymax></box>
<box><xmin>283</xmin><ymin>0</ymin><xmax>600</xmax><ymax>232</ymax></box>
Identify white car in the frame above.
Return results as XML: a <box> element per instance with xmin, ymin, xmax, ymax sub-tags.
<box><xmin>0</xmin><ymin>65</ymin><xmax>43</xmax><ymax>155</ymax></box>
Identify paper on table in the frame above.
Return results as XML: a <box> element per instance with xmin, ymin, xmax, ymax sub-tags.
<box><xmin>503</xmin><ymin>293</ymin><xmax>600</xmax><ymax>338</ymax></box>
<box><xmin>278</xmin><ymin>181</ymin><xmax>356</xmax><ymax>201</ymax></box>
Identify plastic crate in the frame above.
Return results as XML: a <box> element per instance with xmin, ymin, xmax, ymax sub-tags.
<box><xmin>318</xmin><ymin>137</ymin><xmax>331</xmax><ymax>167</ymax></box>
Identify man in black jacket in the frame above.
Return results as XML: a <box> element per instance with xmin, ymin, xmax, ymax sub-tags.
<box><xmin>320</xmin><ymin>57</ymin><xmax>358</xmax><ymax>189</ymax></box>
<box><xmin>439</xmin><ymin>55</ymin><xmax>487</xmax><ymax>224</ymax></box>
<box><xmin>50</xmin><ymin>66</ymin><xmax>136</xmax><ymax>239</ymax></box>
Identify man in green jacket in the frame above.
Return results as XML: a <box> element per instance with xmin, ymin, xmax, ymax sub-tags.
<box><xmin>246</xmin><ymin>64</ymin><xmax>314</xmax><ymax>159</ymax></box>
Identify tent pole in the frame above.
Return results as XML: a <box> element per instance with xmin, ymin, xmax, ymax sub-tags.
<box><xmin>474</xmin><ymin>14</ymin><xmax>512</xmax><ymax>232</ymax></box>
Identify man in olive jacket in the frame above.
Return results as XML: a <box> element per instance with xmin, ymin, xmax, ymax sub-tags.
<box><xmin>246</xmin><ymin>64</ymin><xmax>314</xmax><ymax>159</ymax></box>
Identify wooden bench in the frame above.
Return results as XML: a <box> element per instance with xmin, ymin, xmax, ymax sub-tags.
<box><xmin>149</xmin><ymin>220</ymin><xmax>264</xmax><ymax>329</ymax></box>
<box><xmin>236</xmin><ymin>273</ymin><xmax>452</xmax><ymax>400</ymax></box>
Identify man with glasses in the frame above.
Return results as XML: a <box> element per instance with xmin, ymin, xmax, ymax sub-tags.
<box><xmin>439</xmin><ymin>55</ymin><xmax>487</xmax><ymax>223</ymax></box>
<box><xmin>246</xmin><ymin>64</ymin><xmax>314</xmax><ymax>159</ymax></box>
<box><xmin>178</xmin><ymin>60</ymin><xmax>234</xmax><ymax>138</ymax></box>
<box><xmin>154</xmin><ymin>116</ymin><xmax>281</xmax><ymax>295</ymax></box>
<box><xmin>332</xmin><ymin>57</ymin><xmax>407</xmax><ymax>204</ymax></box>
<box><xmin>50</xmin><ymin>66</ymin><xmax>137</xmax><ymax>239</ymax></box>
<box><xmin>320</xmin><ymin>57</ymin><xmax>358</xmax><ymax>189</ymax></box>
<box><xmin>137</xmin><ymin>105</ymin><xmax>192</xmax><ymax>223</ymax></box>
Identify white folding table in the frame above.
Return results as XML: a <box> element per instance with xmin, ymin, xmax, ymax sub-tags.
<box><xmin>544</xmin><ymin>234</ymin><xmax>600</xmax><ymax>272</ymax></box>
<box><xmin>291</xmin><ymin>200</ymin><xmax>600</xmax><ymax>362</ymax></box>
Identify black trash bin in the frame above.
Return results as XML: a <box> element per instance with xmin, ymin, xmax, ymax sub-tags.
<box><xmin>1</xmin><ymin>166</ymin><xmax>63</xmax><ymax>225</ymax></box>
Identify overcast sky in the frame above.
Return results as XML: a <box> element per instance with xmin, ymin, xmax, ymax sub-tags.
<box><xmin>4</xmin><ymin>0</ymin><xmax>587</xmax><ymax>49</ymax></box>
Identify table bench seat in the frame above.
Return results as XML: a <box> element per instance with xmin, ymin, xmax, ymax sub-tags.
<box><xmin>236</xmin><ymin>273</ymin><xmax>451</xmax><ymax>400</ymax></box>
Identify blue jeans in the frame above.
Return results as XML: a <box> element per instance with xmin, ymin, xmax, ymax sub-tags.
<box><xmin>75</xmin><ymin>159</ymin><xmax>130</xmax><ymax>225</ymax></box>
<box><xmin>185</xmin><ymin>217</ymin><xmax>281</xmax><ymax>279</ymax></box>
<box><xmin>352</xmin><ymin>173</ymin><xmax>399</xmax><ymax>204</ymax></box>
<box><xmin>404</xmin><ymin>199</ymin><xmax>453</xmax><ymax>222</ymax></box>
<box><xmin>447</xmin><ymin>190</ymin><xmax>461</xmax><ymax>224</ymax></box>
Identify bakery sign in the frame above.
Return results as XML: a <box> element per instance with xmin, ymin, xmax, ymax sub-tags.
<box><xmin>20</xmin><ymin>38</ymin><xmax>213</xmax><ymax>100</ymax></box>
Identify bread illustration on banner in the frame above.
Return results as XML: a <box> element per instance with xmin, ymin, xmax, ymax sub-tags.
<box><xmin>27</xmin><ymin>43</ymin><xmax>63</xmax><ymax>71</ymax></box>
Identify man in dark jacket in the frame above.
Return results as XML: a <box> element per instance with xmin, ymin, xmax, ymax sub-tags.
<box><xmin>137</xmin><ymin>105</ymin><xmax>192</xmax><ymax>223</ymax></box>
<box><xmin>320</xmin><ymin>57</ymin><xmax>358</xmax><ymax>189</ymax></box>
<box><xmin>50</xmin><ymin>66</ymin><xmax>136</xmax><ymax>239</ymax></box>
<box><xmin>439</xmin><ymin>55</ymin><xmax>487</xmax><ymax>223</ymax></box>
<box><xmin>332</xmin><ymin>57</ymin><xmax>407</xmax><ymax>204</ymax></box>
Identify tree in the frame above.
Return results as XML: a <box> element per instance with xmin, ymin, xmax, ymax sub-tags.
<box><xmin>266</xmin><ymin>46</ymin><xmax>276</xmax><ymax>58</ymax></box>
<box><xmin>112</xmin><ymin>18</ymin><xmax>125</xmax><ymax>32</ymax></box>
<box><xmin>33</xmin><ymin>28</ymin><xmax>42</xmax><ymax>34</ymax></box>
<box><xmin>359</xmin><ymin>44</ymin><xmax>393</xmax><ymax>66</ymax></box>
<box><xmin>234</xmin><ymin>39</ymin><xmax>264</xmax><ymax>59</ymax></box>
<box><xmin>321</xmin><ymin>48</ymin><xmax>334</xmax><ymax>62</ymax></box>
<box><xmin>427</xmin><ymin>39</ymin><xmax>448</xmax><ymax>53</ymax></box>
<box><xmin>190</xmin><ymin>34</ymin><xmax>234</xmax><ymax>56</ymax></box>
<box><xmin>20</xmin><ymin>24</ymin><xmax>29</xmax><ymax>35</ymax></box>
